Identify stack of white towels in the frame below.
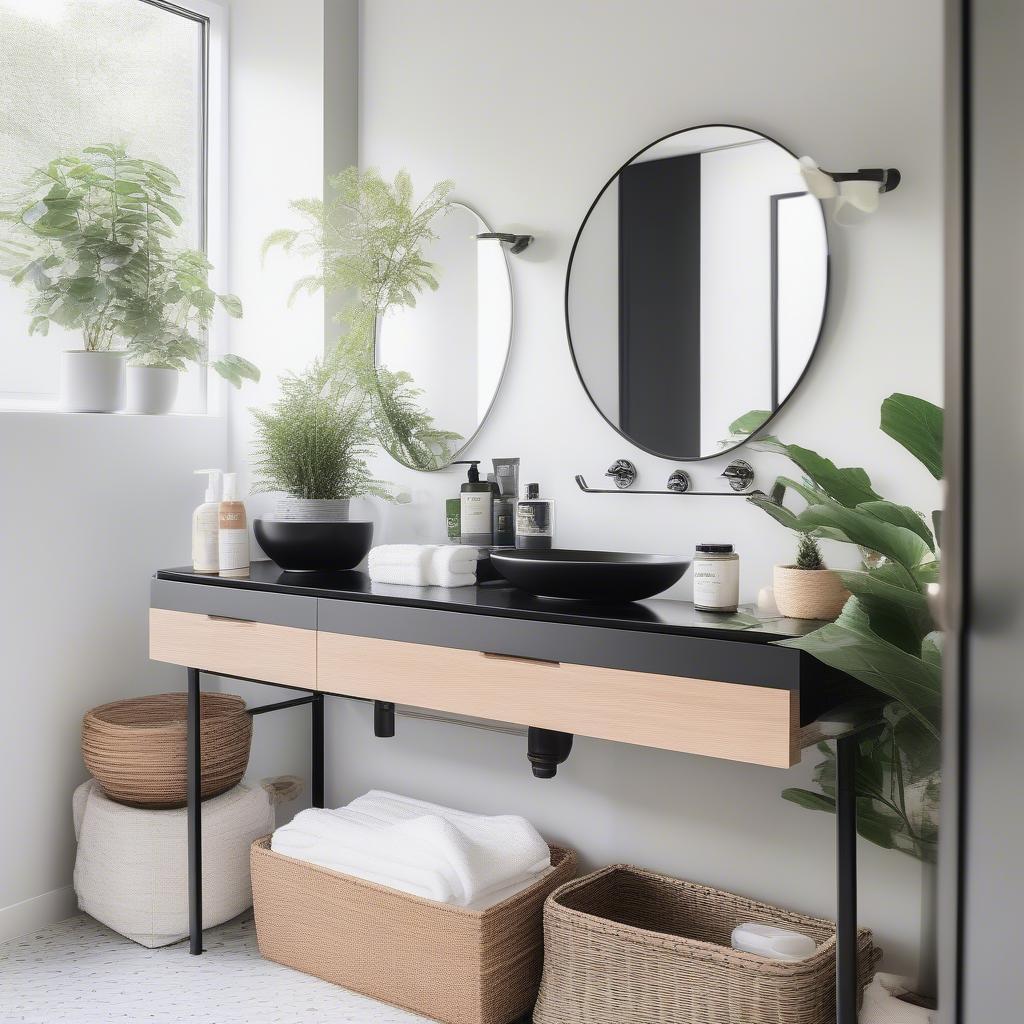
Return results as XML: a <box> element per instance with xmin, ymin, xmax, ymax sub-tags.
<box><xmin>271</xmin><ymin>790</ymin><xmax>552</xmax><ymax>910</ymax></box>
<box><xmin>368</xmin><ymin>544</ymin><xmax>480</xmax><ymax>588</ymax></box>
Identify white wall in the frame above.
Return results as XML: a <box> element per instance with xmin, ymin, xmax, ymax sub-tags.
<box><xmin>0</xmin><ymin>413</ymin><xmax>225</xmax><ymax>940</ymax></box>
<box><xmin>327</xmin><ymin>0</ymin><xmax>942</xmax><ymax>984</ymax></box>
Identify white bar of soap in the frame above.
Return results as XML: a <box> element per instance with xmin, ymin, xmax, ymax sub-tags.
<box><xmin>731</xmin><ymin>922</ymin><xmax>817</xmax><ymax>961</ymax></box>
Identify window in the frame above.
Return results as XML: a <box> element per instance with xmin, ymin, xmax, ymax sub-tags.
<box><xmin>0</xmin><ymin>0</ymin><xmax>221</xmax><ymax>412</ymax></box>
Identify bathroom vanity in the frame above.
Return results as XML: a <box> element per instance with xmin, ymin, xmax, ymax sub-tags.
<box><xmin>150</xmin><ymin>562</ymin><xmax>877</xmax><ymax>1021</ymax></box>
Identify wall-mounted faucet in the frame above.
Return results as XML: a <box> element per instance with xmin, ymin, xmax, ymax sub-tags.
<box><xmin>576</xmin><ymin>459</ymin><xmax>756</xmax><ymax>497</ymax></box>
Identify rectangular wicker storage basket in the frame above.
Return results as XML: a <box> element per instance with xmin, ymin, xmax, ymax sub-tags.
<box><xmin>534</xmin><ymin>864</ymin><xmax>879</xmax><ymax>1024</ymax></box>
<box><xmin>251</xmin><ymin>837</ymin><xmax>577</xmax><ymax>1024</ymax></box>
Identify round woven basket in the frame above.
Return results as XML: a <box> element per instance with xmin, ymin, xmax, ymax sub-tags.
<box><xmin>82</xmin><ymin>693</ymin><xmax>252</xmax><ymax>809</ymax></box>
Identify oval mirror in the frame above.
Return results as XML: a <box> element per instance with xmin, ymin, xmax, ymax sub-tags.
<box><xmin>374</xmin><ymin>202</ymin><xmax>513</xmax><ymax>471</ymax></box>
<box><xmin>566</xmin><ymin>125</ymin><xmax>828</xmax><ymax>460</ymax></box>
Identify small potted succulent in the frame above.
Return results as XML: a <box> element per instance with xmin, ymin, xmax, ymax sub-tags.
<box><xmin>0</xmin><ymin>143</ymin><xmax>257</xmax><ymax>413</ymax></box>
<box><xmin>773</xmin><ymin>533</ymin><xmax>851</xmax><ymax>620</ymax></box>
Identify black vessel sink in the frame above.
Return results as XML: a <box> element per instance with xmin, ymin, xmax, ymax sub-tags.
<box><xmin>490</xmin><ymin>548</ymin><xmax>690</xmax><ymax>602</ymax></box>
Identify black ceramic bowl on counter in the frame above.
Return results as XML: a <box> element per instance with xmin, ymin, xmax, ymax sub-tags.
<box><xmin>489</xmin><ymin>548</ymin><xmax>690</xmax><ymax>602</ymax></box>
<box><xmin>253</xmin><ymin>519</ymin><xmax>374</xmax><ymax>572</ymax></box>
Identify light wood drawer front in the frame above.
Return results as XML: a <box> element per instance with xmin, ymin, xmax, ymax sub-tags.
<box><xmin>318</xmin><ymin>633</ymin><xmax>797</xmax><ymax>768</ymax></box>
<box><xmin>149</xmin><ymin>608</ymin><xmax>316</xmax><ymax>688</ymax></box>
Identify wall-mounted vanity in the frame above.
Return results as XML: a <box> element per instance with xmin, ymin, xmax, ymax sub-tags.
<box><xmin>149</xmin><ymin>562</ymin><xmax>876</xmax><ymax>1023</ymax></box>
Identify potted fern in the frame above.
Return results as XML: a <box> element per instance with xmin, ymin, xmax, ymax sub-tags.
<box><xmin>0</xmin><ymin>144</ymin><xmax>256</xmax><ymax>412</ymax></box>
<box><xmin>773</xmin><ymin>533</ymin><xmax>850</xmax><ymax>620</ymax></box>
<box><xmin>250</xmin><ymin>360</ymin><xmax>392</xmax><ymax>570</ymax></box>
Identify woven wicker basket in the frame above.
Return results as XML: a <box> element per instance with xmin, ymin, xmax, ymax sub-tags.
<box><xmin>82</xmin><ymin>693</ymin><xmax>251</xmax><ymax>809</ymax></box>
<box><xmin>251</xmin><ymin>837</ymin><xmax>577</xmax><ymax>1024</ymax></box>
<box><xmin>534</xmin><ymin>865</ymin><xmax>879</xmax><ymax>1024</ymax></box>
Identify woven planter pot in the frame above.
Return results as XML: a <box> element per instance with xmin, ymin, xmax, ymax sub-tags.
<box><xmin>535</xmin><ymin>865</ymin><xmax>879</xmax><ymax>1024</ymax></box>
<box><xmin>773</xmin><ymin>565</ymin><xmax>851</xmax><ymax>620</ymax></box>
<box><xmin>251</xmin><ymin>838</ymin><xmax>577</xmax><ymax>1024</ymax></box>
<box><xmin>82</xmin><ymin>693</ymin><xmax>252</xmax><ymax>809</ymax></box>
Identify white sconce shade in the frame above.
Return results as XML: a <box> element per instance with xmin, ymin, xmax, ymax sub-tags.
<box><xmin>799</xmin><ymin>156</ymin><xmax>900</xmax><ymax>223</ymax></box>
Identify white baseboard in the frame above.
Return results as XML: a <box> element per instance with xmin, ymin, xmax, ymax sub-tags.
<box><xmin>0</xmin><ymin>886</ymin><xmax>78</xmax><ymax>943</ymax></box>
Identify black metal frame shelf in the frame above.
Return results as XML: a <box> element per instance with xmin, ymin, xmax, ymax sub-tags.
<box><xmin>182</xmin><ymin>663</ymin><xmax>876</xmax><ymax>1023</ymax></box>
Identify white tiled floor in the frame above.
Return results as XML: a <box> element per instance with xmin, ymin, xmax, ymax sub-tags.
<box><xmin>0</xmin><ymin>912</ymin><xmax>433</xmax><ymax>1024</ymax></box>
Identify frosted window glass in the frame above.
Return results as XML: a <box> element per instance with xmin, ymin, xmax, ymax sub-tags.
<box><xmin>0</xmin><ymin>0</ymin><xmax>202</xmax><ymax>403</ymax></box>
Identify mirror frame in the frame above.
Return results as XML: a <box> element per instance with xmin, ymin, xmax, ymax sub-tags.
<box><xmin>374</xmin><ymin>199</ymin><xmax>515</xmax><ymax>471</ymax></box>
<box><xmin>564</xmin><ymin>123</ymin><xmax>831</xmax><ymax>462</ymax></box>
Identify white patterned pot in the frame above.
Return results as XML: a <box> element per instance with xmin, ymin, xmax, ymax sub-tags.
<box><xmin>773</xmin><ymin>564</ymin><xmax>851</xmax><ymax>620</ymax></box>
<box><xmin>273</xmin><ymin>497</ymin><xmax>351</xmax><ymax>523</ymax></box>
<box><xmin>126</xmin><ymin>366</ymin><xmax>179</xmax><ymax>415</ymax></box>
<box><xmin>60</xmin><ymin>350</ymin><xmax>127</xmax><ymax>413</ymax></box>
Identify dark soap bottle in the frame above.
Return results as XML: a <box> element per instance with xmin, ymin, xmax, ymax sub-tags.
<box><xmin>515</xmin><ymin>483</ymin><xmax>554</xmax><ymax>550</ymax></box>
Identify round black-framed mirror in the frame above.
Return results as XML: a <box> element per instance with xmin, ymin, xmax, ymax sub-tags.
<box><xmin>565</xmin><ymin>124</ymin><xmax>829</xmax><ymax>461</ymax></box>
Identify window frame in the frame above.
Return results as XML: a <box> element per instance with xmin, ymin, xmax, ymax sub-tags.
<box><xmin>0</xmin><ymin>0</ymin><xmax>230</xmax><ymax>416</ymax></box>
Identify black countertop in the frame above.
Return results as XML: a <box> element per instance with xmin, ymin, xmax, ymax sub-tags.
<box><xmin>156</xmin><ymin>562</ymin><xmax>824</xmax><ymax>646</ymax></box>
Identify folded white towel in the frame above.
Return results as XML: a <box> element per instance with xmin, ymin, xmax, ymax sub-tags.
<box><xmin>368</xmin><ymin>544</ymin><xmax>436</xmax><ymax>570</ymax></box>
<box><xmin>431</xmin><ymin>568</ymin><xmax>477</xmax><ymax>588</ymax></box>
<box><xmin>433</xmin><ymin>546</ymin><xmax>480</xmax><ymax>573</ymax></box>
<box><xmin>368</xmin><ymin>544</ymin><xmax>480</xmax><ymax>588</ymax></box>
<box><xmin>271</xmin><ymin>790</ymin><xmax>551</xmax><ymax>908</ymax></box>
<box><xmin>368</xmin><ymin>563</ymin><xmax>431</xmax><ymax>587</ymax></box>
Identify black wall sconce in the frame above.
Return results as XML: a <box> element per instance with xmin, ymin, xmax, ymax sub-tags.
<box><xmin>476</xmin><ymin>231</ymin><xmax>534</xmax><ymax>254</ymax></box>
<box><xmin>799</xmin><ymin>157</ymin><xmax>901</xmax><ymax>218</ymax></box>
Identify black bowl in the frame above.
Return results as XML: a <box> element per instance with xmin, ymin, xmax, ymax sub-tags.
<box><xmin>254</xmin><ymin>519</ymin><xmax>374</xmax><ymax>572</ymax></box>
<box><xmin>489</xmin><ymin>548</ymin><xmax>690</xmax><ymax>602</ymax></box>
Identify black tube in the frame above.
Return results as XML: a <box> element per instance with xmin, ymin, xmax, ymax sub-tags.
<box><xmin>186</xmin><ymin>667</ymin><xmax>203</xmax><ymax>955</ymax></box>
<box><xmin>835</xmin><ymin>733</ymin><xmax>858</xmax><ymax>1023</ymax></box>
<box><xmin>312</xmin><ymin>693</ymin><xmax>325</xmax><ymax>808</ymax></box>
<box><xmin>374</xmin><ymin>700</ymin><xmax>396</xmax><ymax>738</ymax></box>
<box><xmin>527</xmin><ymin>727</ymin><xmax>573</xmax><ymax>778</ymax></box>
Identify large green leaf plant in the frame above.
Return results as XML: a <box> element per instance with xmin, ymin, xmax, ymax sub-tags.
<box><xmin>0</xmin><ymin>143</ymin><xmax>258</xmax><ymax>388</ymax></box>
<box><xmin>262</xmin><ymin>167</ymin><xmax>462</xmax><ymax>469</ymax></box>
<box><xmin>733</xmin><ymin>394</ymin><xmax>943</xmax><ymax>861</ymax></box>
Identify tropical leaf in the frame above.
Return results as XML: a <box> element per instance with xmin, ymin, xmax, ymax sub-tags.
<box><xmin>785</xmin><ymin>445</ymin><xmax>882</xmax><ymax>507</ymax></box>
<box><xmin>779</xmin><ymin>599</ymin><xmax>942</xmax><ymax>738</ymax></box>
<box><xmin>858</xmin><ymin>500</ymin><xmax>935</xmax><ymax>552</ymax></box>
<box><xmin>881</xmin><ymin>393</ymin><xmax>943</xmax><ymax>480</ymax></box>
<box><xmin>212</xmin><ymin>354</ymin><xmax>260</xmax><ymax>388</ymax></box>
<box><xmin>798</xmin><ymin>503</ymin><xmax>932</xmax><ymax>571</ymax></box>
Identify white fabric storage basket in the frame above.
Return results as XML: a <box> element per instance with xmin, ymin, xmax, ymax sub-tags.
<box><xmin>73</xmin><ymin>778</ymin><xmax>281</xmax><ymax>947</ymax></box>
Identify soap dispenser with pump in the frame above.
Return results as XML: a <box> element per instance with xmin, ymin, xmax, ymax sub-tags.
<box><xmin>192</xmin><ymin>469</ymin><xmax>221</xmax><ymax>573</ymax></box>
<box><xmin>454</xmin><ymin>460</ymin><xmax>493</xmax><ymax>546</ymax></box>
<box><xmin>217</xmin><ymin>472</ymin><xmax>250</xmax><ymax>578</ymax></box>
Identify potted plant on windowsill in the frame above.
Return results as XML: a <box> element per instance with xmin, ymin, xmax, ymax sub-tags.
<box><xmin>0</xmin><ymin>143</ymin><xmax>257</xmax><ymax>412</ymax></box>
<box><xmin>773</xmin><ymin>533</ymin><xmax>850</xmax><ymax>620</ymax></box>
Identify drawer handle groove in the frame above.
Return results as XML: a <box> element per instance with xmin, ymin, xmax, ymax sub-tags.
<box><xmin>481</xmin><ymin>652</ymin><xmax>561</xmax><ymax>668</ymax></box>
<box><xmin>205</xmin><ymin>614</ymin><xmax>255</xmax><ymax>625</ymax></box>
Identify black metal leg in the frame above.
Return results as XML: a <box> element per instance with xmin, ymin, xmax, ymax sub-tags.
<box><xmin>835</xmin><ymin>733</ymin><xmax>858</xmax><ymax>1023</ymax></box>
<box><xmin>312</xmin><ymin>692</ymin><xmax>325</xmax><ymax>808</ymax></box>
<box><xmin>186</xmin><ymin>667</ymin><xmax>203</xmax><ymax>955</ymax></box>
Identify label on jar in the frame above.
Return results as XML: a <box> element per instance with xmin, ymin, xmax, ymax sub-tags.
<box><xmin>693</xmin><ymin>557</ymin><xmax>740</xmax><ymax>610</ymax></box>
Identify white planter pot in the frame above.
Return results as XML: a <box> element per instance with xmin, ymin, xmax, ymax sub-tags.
<box><xmin>273</xmin><ymin>497</ymin><xmax>351</xmax><ymax>522</ymax></box>
<box><xmin>60</xmin><ymin>350</ymin><xmax>127</xmax><ymax>413</ymax></box>
<box><xmin>126</xmin><ymin>366</ymin><xmax>179</xmax><ymax>415</ymax></box>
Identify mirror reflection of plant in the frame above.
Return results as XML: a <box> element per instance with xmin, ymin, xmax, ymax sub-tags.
<box><xmin>734</xmin><ymin>393</ymin><xmax>943</xmax><ymax>862</ymax></box>
<box><xmin>251</xmin><ymin>357</ymin><xmax>392</xmax><ymax>502</ymax></box>
<box><xmin>0</xmin><ymin>143</ymin><xmax>258</xmax><ymax>387</ymax></box>
<box><xmin>263</xmin><ymin>167</ymin><xmax>462</xmax><ymax>467</ymax></box>
<box><xmin>334</xmin><ymin>331</ymin><xmax>463</xmax><ymax>472</ymax></box>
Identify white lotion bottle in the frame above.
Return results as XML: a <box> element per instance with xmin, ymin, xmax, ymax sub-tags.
<box><xmin>192</xmin><ymin>468</ymin><xmax>222</xmax><ymax>573</ymax></box>
<box><xmin>218</xmin><ymin>472</ymin><xmax>250</xmax><ymax>578</ymax></box>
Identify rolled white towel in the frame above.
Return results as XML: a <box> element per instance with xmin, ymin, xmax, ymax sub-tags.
<box><xmin>369</xmin><ymin>564</ymin><xmax>430</xmax><ymax>587</ymax></box>
<box><xmin>429</xmin><ymin>546</ymin><xmax>479</xmax><ymax>587</ymax></box>
<box><xmin>431</xmin><ymin>569</ymin><xmax>477</xmax><ymax>588</ymax></box>
<box><xmin>368</xmin><ymin>544</ymin><xmax>437</xmax><ymax>569</ymax></box>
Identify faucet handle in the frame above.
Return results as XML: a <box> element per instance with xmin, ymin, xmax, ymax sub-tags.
<box><xmin>605</xmin><ymin>459</ymin><xmax>637</xmax><ymax>489</ymax></box>
<box><xmin>722</xmin><ymin>460</ymin><xmax>755</xmax><ymax>492</ymax></box>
